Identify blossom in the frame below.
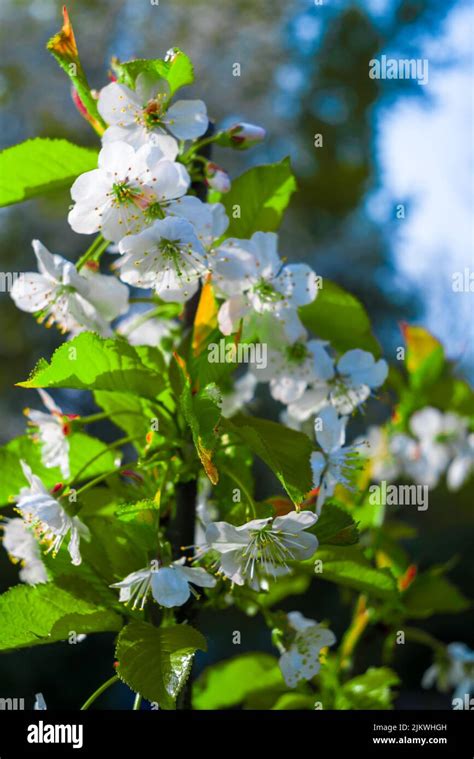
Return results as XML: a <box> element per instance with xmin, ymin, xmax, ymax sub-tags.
<box><xmin>311</xmin><ymin>406</ymin><xmax>359</xmax><ymax>512</ymax></box>
<box><xmin>205</xmin><ymin>162</ymin><xmax>231</xmax><ymax>193</ymax></box>
<box><xmin>254</xmin><ymin>339</ymin><xmax>335</xmax><ymax>405</ymax></box>
<box><xmin>389</xmin><ymin>408</ymin><xmax>455</xmax><ymax>489</ymax></box>
<box><xmin>167</xmin><ymin>196</ymin><xmax>229</xmax><ymax>252</ymax></box>
<box><xmin>117</xmin><ymin>216</ymin><xmax>207</xmax><ymax>302</ymax></box>
<box><xmin>278</xmin><ymin>611</ymin><xmax>336</xmax><ymax>688</ymax></box>
<box><xmin>1</xmin><ymin>518</ymin><xmax>47</xmax><ymax>585</ymax></box>
<box><xmin>227</xmin><ymin>122</ymin><xmax>266</xmax><ymax>148</ymax></box>
<box><xmin>110</xmin><ymin>558</ymin><xmax>216</xmax><ymax>609</ymax></box>
<box><xmin>205</xmin><ymin>510</ymin><xmax>318</xmax><ymax>590</ymax></box>
<box><xmin>25</xmin><ymin>390</ymin><xmax>71</xmax><ymax>479</ymax></box>
<box><xmin>283</xmin><ymin>348</ymin><xmax>387</xmax><ymax>420</ymax></box>
<box><xmin>422</xmin><ymin>643</ymin><xmax>474</xmax><ymax>701</ymax></box>
<box><xmin>98</xmin><ymin>73</ymin><xmax>208</xmax><ymax>148</ymax></box>
<box><xmin>16</xmin><ymin>461</ymin><xmax>89</xmax><ymax>566</ymax></box>
<box><xmin>10</xmin><ymin>240</ymin><xmax>129</xmax><ymax>336</ymax></box>
<box><xmin>68</xmin><ymin>141</ymin><xmax>190</xmax><ymax>243</ymax></box>
<box><xmin>285</xmin><ymin>383</ymin><xmax>332</xmax><ymax>423</ymax></box>
<box><xmin>330</xmin><ymin>349</ymin><xmax>388</xmax><ymax>414</ymax></box>
<box><xmin>410</xmin><ymin>408</ymin><xmax>473</xmax><ymax>491</ymax></box>
<box><xmin>213</xmin><ymin>232</ymin><xmax>318</xmax><ymax>342</ymax></box>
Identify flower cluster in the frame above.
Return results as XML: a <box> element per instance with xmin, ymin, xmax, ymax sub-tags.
<box><xmin>2</xmin><ymin>34</ymin><xmax>472</xmax><ymax>710</ymax></box>
<box><xmin>361</xmin><ymin>407</ymin><xmax>474</xmax><ymax>491</ymax></box>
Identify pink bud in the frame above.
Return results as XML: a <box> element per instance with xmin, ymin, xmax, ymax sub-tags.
<box><xmin>205</xmin><ymin>162</ymin><xmax>231</xmax><ymax>193</ymax></box>
<box><xmin>228</xmin><ymin>122</ymin><xmax>266</xmax><ymax>148</ymax></box>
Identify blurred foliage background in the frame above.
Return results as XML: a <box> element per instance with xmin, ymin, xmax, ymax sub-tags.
<box><xmin>0</xmin><ymin>0</ymin><xmax>472</xmax><ymax>709</ymax></box>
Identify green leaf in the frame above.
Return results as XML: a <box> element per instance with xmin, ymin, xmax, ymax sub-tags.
<box><xmin>172</xmin><ymin>356</ymin><xmax>221</xmax><ymax>484</ymax></box>
<box><xmin>114</xmin><ymin>500</ymin><xmax>159</xmax><ymax>553</ymax></box>
<box><xmin>339</xmin><ymin>667</ymin><xmax>400</xmax><ymax>710</ymax></box>
<box><xmin>402</xmin><ymin>572</ymin><xmax>470</xmax><ymax>618</ymax></box>
<box><xmin>81</xmin><ymin>516</ymin><xmax>150</xmax><ymax>584</ymax></box>
<box><xmin>18</xmin><ymin>333</ymin><xmax>166</xmax><ymax>400</ymax></box>
<box><xmin>114</xmin><ymin>50</ymin><xmax>194</xmax><ymax>95</ymax></box>
<box><xmin>215</xmin><ymin>158</ymin><xmax>297</xmax><ymax>238</ymax></box>
<box><xmin>193</xmin><ymin>653</ymin><xmax>283</xmax><ymax>710</ymax></box>
<box><xmin>271</xmin><ymin>693</ymin><xmax>316</xmax><ymax>710</ymax></box>
<box><xmin>0</xmin><ymin>433</ymin><xmax>118</xmax><ymax>506</ymax></box>
<box><xmin>223</xmin><ymin>414</ymin><xmax>313</xmax><ymax>505</ymax></box>
<box><xmin>0</xmin><ymin>582</ymin><xmax>122</xmax><ymax>651</ymax></box>
<box><xmin>42</xmin><ymin>550</ymin><xmax>121</xmax><ymax>610</ymax></box>
<box><xmin>0</xmin><ymin>139</ymin><xmax>98</xmax><ymax>207</ymax></box>
<box><xmin>299</xmin><ymin>280</ymin><xmax>380</xmax><ymax>356</ymax></box>
<box><xmin>313</xmin><ymin>546</ymin><xmax>399</xmax><ymax>600</ymax></box>
<box><xmin>313</xmin><ymin>502</ymin><xmax>359</xmax><ymax>545</ymax></box>
<box><xmin>116</xmin><ymin>621</ymin><xmax>207</xmax><ymax>709</ymax></box>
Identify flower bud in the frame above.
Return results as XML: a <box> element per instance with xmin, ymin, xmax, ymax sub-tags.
<box><xmin>228</xmin><ymin>122</ymin><xmax>266</xmax><ymax>148</ymax></box>
<box><xmin>205</xmin><ymin>162</ymin><xmax>231</xmax><ymax>193</ymax></box>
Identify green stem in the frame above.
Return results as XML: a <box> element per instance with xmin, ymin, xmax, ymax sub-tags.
<box><xmin>181</xmin><ymin>133</ymin><xmax>222</xmax><ymax>162</ymax></box>
<box><xmin>338</xmin><ymin>595</ymin><xmax>371</xmax><ymax>672</ymax></box>
<box><xmin>80</xmin><ymin>675</ymin><xmax>119</xmax><ymax>710</ymax></box>
<box><xmin>221</xmin><ymin>465</ymin><xmax>257</xmax><ymax>518</ymax></box>
<box><xmin>404</xmin><ymin>627</ymin><xmax>446</xmax><ymax>654</ymax></box>
<box><xmin>121</xmin><ymin>306</ymin><xmax>163</xmax><ymax>337</ymax></box>
<box><xmin>73</xmin><ymin>463</ymin><xmax>134</xmax><ymax>498</ymax></box>
<box><xmin>78</xmin><ymin>410</ymin><xmax>144</xmax><ymax>426</ymax></box>
<box><xmin>76</xmin><ymin>234</ymin><xmax>109</xmax><ymax>271</ymax></box>
<box><xmin>132</xmin><ymin>693</ymin><xmax>142</xmax><ymax>711</ymax></box>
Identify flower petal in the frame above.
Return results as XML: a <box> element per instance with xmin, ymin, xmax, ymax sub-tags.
<box><xmin>151</xmin><ymin>567</ymin><xmax>190</xmax><ymax>607</ymax></box>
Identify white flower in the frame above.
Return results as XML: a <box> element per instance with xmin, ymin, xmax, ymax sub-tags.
<box><xmin>311</xmin><ymin>406</ymin><xmax>359</xmax><ymax>512</ymax></box>
<box><xmin>1</xmin><ymin>518</ymin><xmax>47</xmax><ymax>585</ymax></box>
<box><xmin>410</xmin><ymin>408</ymin><xmax>473</xmax><ymax>490</ymax></box>
<box><xmin>167</xmin><ymin>196</ymin><xmax>229</xmax><ymax>251</ymax></box>
<box><xmin>16</xmin><ymin>461</ymin><xmax>90</xmax><ymax>566</ymax></box>
<box><xmin>422</xmin><ymin>643</ymin><xmax>474</xmax><ymax>701</ymax></box>
<box><xmin>110</xmin><ymin>558</ymin><xmax>216</xmax><ymax>609</ymax></box>
<box><xmin>389</xmin><ymin>408</ymin><xmax>454</xmax><ymax>488</ymax></box>
<box><xmin>213</xmin><ymin>232</ymin><xmax>318</xmax><ymax>342</ymax></box>
<box><xmin>221</xmin><ymin>372</ymin><xmax>257</xmax><ymax>418</ymax></box>
<box><xmin>254</xmin><ymin>339</ymin><xmax>335</xmax><ymax>405</ymax></box>
<box><xmin>25</xmin><ymin>389</ymin><xmax>71</xmax><ymax>479</ymax></box>
<box><xmin>117</xmin><ymin>216</ymin><xmax>207</xmax><ymax>302</ymax></box>
<box><xmin>278</xmin><ymin>611</ymin><xmax>336</xmax><ymax>688</ymax></box>
<box><xmin>330</xmin><ymin>349</ymin><xmax>388</xmax><ymax>414</ymax></box>
<box><xmin>98</xmin><ymin>73</ymin><xmax>208</xmax><ymax>148</ymax></box>
<box><xmin>10</xmin><ymin>240</ymin><xmax>129</xmax><ymax>336</ymax></box>
<box><xmin>205</xmin><ymin>510</ymin><xmax>318</xmax><ymax>590</ymax></box>
<box><xmin>286</xmin><ymin>383</ymin><xmax>332</xmax><ymax>422</ymax></box>
<box><xmin>285</xmin><ymin>348</ymin><xmax>387</xmax><ymax>419</ymax></box>
<box><xmin>68</xmin><ymin>142</ymin><xmax>190</xmax><ymax>243</ymax></box>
